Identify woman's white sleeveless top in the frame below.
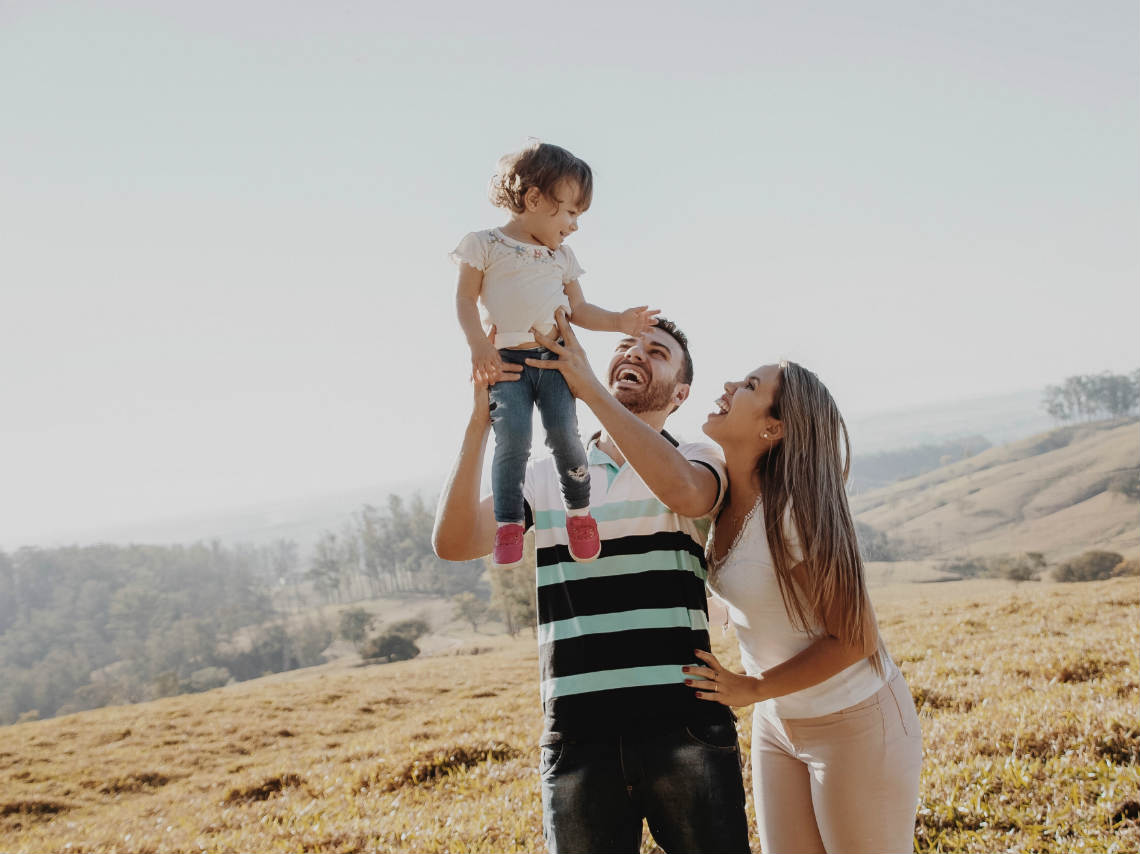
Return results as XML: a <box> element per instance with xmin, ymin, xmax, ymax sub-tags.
<box><xmin>706</xmin><ymin>502</ymin><xmax>895</xmax><ymax>718</ymax></box>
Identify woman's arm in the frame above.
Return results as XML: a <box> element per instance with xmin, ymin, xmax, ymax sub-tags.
<box><xmin>685</xmin><ymin>574</ymin><xmax>882</xmax><ymax>707</ymax></box>
<box><xmin>686</xmin><ymin>635</ymin><xmax>869</xmax><ymax>707</ymax></box>
<box><xmin>563</xmin><ymin>280</ymin><xmax>658</xmax><ymax>335</ymax></box>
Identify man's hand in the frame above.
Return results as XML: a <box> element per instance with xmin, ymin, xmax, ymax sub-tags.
<box><xmin>617</xmin><ymin>305</ymin><xmax>660</xmax><ymax>337</ymax></box>
<box><xmin>527</xmin><ymin>308</ymin><xmax>606</xmax><ymax>402</ymax></box>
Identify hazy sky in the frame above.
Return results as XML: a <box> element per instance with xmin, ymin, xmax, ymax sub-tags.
<box><xmin>2</xmin><ymin>0</ymin><xmax>1137</xmax><ymax>546</ymax></box>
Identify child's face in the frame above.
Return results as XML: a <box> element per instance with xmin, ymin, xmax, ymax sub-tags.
<box><xmin>526</xmin><ymin>180</ymin><xmax>586</xmax><ymax>250</ymax></box>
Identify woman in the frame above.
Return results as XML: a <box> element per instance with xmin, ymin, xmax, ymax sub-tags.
<box><xmin>683</xmin><ymin>360</ymin><xmax>922</xmax><ymax>854</ymax></box>
<box><xmin>526</xmin><ymin>315</ymin><xmax>922</xmax><ymax>853</ymax></box>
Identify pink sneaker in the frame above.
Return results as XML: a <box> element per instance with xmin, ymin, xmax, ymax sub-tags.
<box><xmin>493</xmin><ymin>523</ymin><xmax>525</xmax><ymax>569</ymax></box>
<box><xmin>566</xmin><ymin>514</ymin><xmax>601</xmax><ymax>562</ymax></box>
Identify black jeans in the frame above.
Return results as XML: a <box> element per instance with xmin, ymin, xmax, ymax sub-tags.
<box><xmin>540</xmin><ymin>719</ymin><xmax>751</xmax><ymax>854</ymax></box>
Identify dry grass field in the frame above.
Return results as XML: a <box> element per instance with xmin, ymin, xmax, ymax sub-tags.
<box><xmin>1</xmin><ymin>578</ymin><xmax>1136</xmax><ymax>854</ymax></box>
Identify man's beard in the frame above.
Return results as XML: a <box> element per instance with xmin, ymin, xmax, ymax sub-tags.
<box><xmin>613</xmin><ymin>376</ymin><xmax>676</xmax><ymax>414</ymax></box>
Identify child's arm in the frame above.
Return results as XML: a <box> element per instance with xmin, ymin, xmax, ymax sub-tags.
<box><xmin>563</xmin><ymin>279</ymin><xmax>660</xmax><ymax>337</ymax></box>
<box><xmin>456</xmin><ymin>264</ymin><xmax>503</xmax><ymax>384</ymax></box>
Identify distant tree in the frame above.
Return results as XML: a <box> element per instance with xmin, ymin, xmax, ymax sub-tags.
<box><xmin>1043</xmin><ymin>385</ymin><xmax>1073</xmax><ymax>422</ymax></box>
<box><xmin>307</xmin><ymin>532</ymin><xmax>344</xmax><ymax>602</ymax></box>
<box><xmin>1044</xmin><ymin>370</ymin><xmax>1140</xmax><ymax>423</ymax></box>
<box><xmin>1054</xmin><ymin>550</ymin><xmax>1124</xmax><ymax>582</ymax></box>
<box><xmin>488</xmin><ymin>533</ymin><xmax>538</xmax><ymax>637</ymax></box>
<box><xmin>356</xmin><ymin>504</ymin><xmax>391</xmax><ymax>595</ymax></box>
<box><xmin>854</xmin><ymin>521</ymin><xmax>896</xmax><ymax>562</ymax></box>
<box><xmin>1093</xmin><ymin>372</ymin><xmax>1140</xmax><ymax>417</ymax></box>
<box><xmin>452</xmin><ymin>592</ymin><xmax>488</xmax><ymax>632</ymax></box>
<box><xmin>338</xmin><ymin>607</ymin><xmax>375</xmax><ymax>645</ymax></box>
<box><xmin>267</xmin><ymin>539</ymin><xmax>299</xmax><ymax>582</ymax></box>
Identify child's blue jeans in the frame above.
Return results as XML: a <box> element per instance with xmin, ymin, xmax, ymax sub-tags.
<box><xmin>489</xmin><ymin>347</ymin><xmax>591</xmax><ymax>524</ymax></box>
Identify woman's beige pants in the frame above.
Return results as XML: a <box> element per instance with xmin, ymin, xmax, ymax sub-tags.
<box><xmin>750</xmin><ymin>671</ymin><xmax>923</xmax><ymax>854</ymax></box>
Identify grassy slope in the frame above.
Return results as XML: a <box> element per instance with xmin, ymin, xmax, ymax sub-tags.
<box><xmin>852</xmin><ymin>419</ymin><xmax>1139</xmax><ymax>562</ymax></box>
<box><xmin>1</xmin><ymin>578</ymin><xmax>1136</xmax><ymax>854</ymax></box>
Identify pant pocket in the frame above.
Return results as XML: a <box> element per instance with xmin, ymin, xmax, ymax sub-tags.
<box><xmin>887</xmin><ymin>674</ymin><xmax>920</xmax><ymax>738</ymax></box>
<box><xmin>539</xmin><ymin>742</ymin><xmax>567</xmax><ymax>778</ymax></box>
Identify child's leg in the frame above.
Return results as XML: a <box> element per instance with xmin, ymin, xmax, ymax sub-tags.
<box><xmin>534</xmin><ymin>363</ymin><xmax>590</xmax><ymax>512</ymax></box>
<box><xmin>489</xmin><ymin>353</ymin><xmax>536</xmax><ymax>525</ymax></box>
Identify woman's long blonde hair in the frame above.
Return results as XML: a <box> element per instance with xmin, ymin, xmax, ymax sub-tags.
<box><xmin>747</xmin><ymin>361</ymin><xmax>883</xmax><ymax>673</ymax></box>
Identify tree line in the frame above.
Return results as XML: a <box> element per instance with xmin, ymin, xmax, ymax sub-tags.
<box><xmin>1043</xmin><ymin>370</ymin><xmax>1140</xmax><ymax>423</ymax></box>
<box><xmin>301</xmin><ymin>495</ymin><xmax>484</xmax><ymax>603</ymax></box>
<box><xmin>0</xmin><ymin>542</ymin><xmax>330</xmax><ymax>726</ymax></box>
<box><xmin>0</xmin><ymin>493</ymin><xmax>491</xmax><ymax>726</ymax></box>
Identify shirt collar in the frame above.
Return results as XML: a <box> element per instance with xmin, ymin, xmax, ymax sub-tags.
<box><xmin>586</xmin><ymin>429</ymin><xmax>680</xmax><ymax>469</ymax></box>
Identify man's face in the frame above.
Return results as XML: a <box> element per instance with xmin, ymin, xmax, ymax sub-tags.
<box><xmin>606</xmin><ymin>328</ymin><xmax>686</xmax><ymax>414</ymax></box>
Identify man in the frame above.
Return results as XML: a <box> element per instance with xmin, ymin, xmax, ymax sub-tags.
<box><xmin>433</xmin><ymin>310</ymin><xmax>750</xmax><ymax>853</ymax></box>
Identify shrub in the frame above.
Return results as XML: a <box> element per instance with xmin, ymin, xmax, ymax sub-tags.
<box><xmin>1106</xmin><ymin>469</ymin><xmax>1140</xmax><ymax>501</ymax></box>
<box><xmin>942</xmin><ymin>558</ymin><xmax>987</xmax><ymax>578</ymax></box>
<box><xmin>359</xmin><ymin>632</ymin><xmax>420</xmax><ymax>663</ymax></box>
<box><xmin>1055</xmin><ymin>550</ymin><xmax>1124</xmax><ymax>582</ymax></box>
<box><xmin>1112</xmin><ymin>558</ymin><xmax>1139</xmax><ymax>577</ymax></box>
<box><xmin>186</xmin><ymin>666</ymin><xmax>231</xmax><ymax>693</ymax></box>
<box><xmin>993</xmin><ymin>553</ymin><xmax>1045</xmax><ymax>583</ymax></box>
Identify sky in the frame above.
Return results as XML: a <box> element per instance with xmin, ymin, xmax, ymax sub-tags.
<box><xmin>2</xmin><ymin>0</ymin><xmax>1137</xmax><ymax>547</ymax></box>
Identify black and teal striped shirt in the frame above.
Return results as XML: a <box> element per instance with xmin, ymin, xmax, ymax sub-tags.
<box><xmin>523</xmin><ymin>432</ymin><xmax>734</xmax><ymax>742</ymax></box>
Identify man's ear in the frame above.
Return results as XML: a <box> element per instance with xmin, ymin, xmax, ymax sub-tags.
<box><xmin>672</xmin><ymin>383</ymin><xmax>691</xmax><ymax>409</ymax></box>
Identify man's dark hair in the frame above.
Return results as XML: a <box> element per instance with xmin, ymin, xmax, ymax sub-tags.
<box><xmin>653</xmin><ymin>315</ymin><xmax>694</xmax><ymax>385</ymax></box>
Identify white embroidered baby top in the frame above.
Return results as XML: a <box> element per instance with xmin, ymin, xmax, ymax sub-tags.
<box><xmin>451</xmin><ymin>228</ymin><xmax>584</xmax><ymax>349</ymax></box>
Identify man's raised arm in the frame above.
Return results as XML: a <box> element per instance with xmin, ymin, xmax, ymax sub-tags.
<box><xmin>431</xmin><ymin>369</ymin><xmax>519</xmax><ymax>561</ymax></box>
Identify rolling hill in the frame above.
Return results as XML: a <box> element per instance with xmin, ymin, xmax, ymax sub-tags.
<box><xmin>852</xmin><ymin>418</ymin><xmax>1139</xmax><ymax>563</ymax></box>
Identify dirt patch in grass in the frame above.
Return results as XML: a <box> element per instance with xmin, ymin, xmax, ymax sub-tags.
<box><xmin>0</xmin><ymin>799</ymin><xmax>74</xmax><ymax>829</ymax></box>
<box><xmin>99</xmin><ymin>771</ymin><xmax>177</xmax><ymax>794</ymax></box>
<box><xmin>0</xmin><ymin>800</ymin><xmax>71</xmax><ymax>817</ymax></box>
<box><xmin>1056</xmin><ymin>655</ymin><xmax>1127</xmax><ymax>683</ymax></box>
<box><xmin>911</xmin><ymin>685</ymin><xmax>975</xmax><ymax>713</ymax></box>
<box><xmin>1095</xmin><ymin>722</ymin><xmax>1140</xmax><ymax>764</ymax></box>
<box><xmin>383</xmin><ymin>742</ymin><xmax>523</xmax><ymax>791</ymax></box>
<box><xmin>223</xmin><ymin>772</ymin><xmax>305</xmax><ymax>804</ymax></box>
<box><xmin>1114</xmin><ymin>800</ymin><xmax>1140</xmax><ymax>825</ymax></box>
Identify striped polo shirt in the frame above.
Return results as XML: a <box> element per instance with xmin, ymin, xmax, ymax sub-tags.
<box><xmin>523</xmin><ymin>431</ymin><xmax>734</xmax><ymax>742</ymax></box>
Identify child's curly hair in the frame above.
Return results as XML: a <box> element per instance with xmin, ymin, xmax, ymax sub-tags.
<box><xmin>489</xmin><ymin>141</ymin><xmax>592</xmax><ymax>214</ymax></box>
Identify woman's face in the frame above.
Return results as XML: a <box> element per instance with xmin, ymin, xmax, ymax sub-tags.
<box><xmin>702</xmin><ymin>363</ymin><xmax>783</xmax><ymax>448</ymax></box>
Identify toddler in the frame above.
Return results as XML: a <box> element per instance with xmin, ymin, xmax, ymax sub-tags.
<box><xmin>451</xmin><ymin>141</ymin><xmax>657</xmax><ymax>569</ymax></box>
